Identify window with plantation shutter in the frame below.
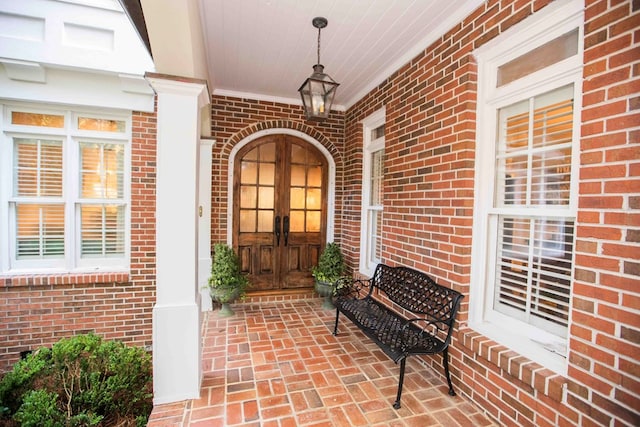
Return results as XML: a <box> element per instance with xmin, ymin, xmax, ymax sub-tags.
<box><xmin>13</xmin><ymin>138</ymin><xmax>65</xmax><ymax>260</ymax></box>
<box><xmin>79</xmin><ymin>142</ymin><xmax>125</xmax><ymax>257</ymax></box>
<box><xmin>492</xmin><ymin>85</ymin><xmax>575</xmax><ymax>339</ymax></box>
<box><xmin>470</xmin><ymin>2</ymin><xmax>582</xmax><ymax>374</ymax></box>
<box><xmin>360</xmin><ymin>110</ymin><xmax>385</xmax><ymax>277</ymax></box>
<box><xmin>483</xmin><ymin>87</ymin><xmax>577</xmax><ymax>360</ymax></box>
<box><xmin>1</xmin><ymin>105</ymin><xmax>130</xmax><ymax>272</ymax></box>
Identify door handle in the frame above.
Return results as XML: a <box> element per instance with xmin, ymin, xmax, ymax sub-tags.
<box><xmin>275</xmin><ymin>216</ymin><xmax>281</xmax><ymax>246</ymax></box>
<box><xmin>283</xmin><ymin>215</ymin><xmax>289</xmax><ymax>247</ymax></box>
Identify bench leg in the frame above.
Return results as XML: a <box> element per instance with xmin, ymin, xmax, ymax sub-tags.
<box><xmin>333</xmin><ymin>309</ymin><xmax>340</xmax><ymax>336</ymax></box>
<box><xmin>443</xmin><ymin>348</ymin><xmax>456</xmax><ymax>396</ymax></box>
<box><xmin>393</xmin><ymin>358</ymin><xmax>407</xmax><ymax>409</ymax></box>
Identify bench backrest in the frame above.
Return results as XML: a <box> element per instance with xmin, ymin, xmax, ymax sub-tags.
<box><xmin>371</xmin><ymin>264</ymin><xmax>464</xmax><ymax>327</ymax></box>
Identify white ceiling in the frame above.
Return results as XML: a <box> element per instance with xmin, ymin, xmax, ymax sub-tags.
<box><xmin>143</xmin><ymin>0</ymin><xmax>485</xmax><ymax>110</ymax></box>
<box><xmin>199</xmin><ymin>0</ymin><xmax>485</xmax><ymax>109</ymax></box>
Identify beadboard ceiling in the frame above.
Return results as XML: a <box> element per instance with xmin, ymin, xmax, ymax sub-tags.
<box><xmin>141</xmin><ymin>0</ymin><xmax>485</xmax><ymax>110</ymax></box>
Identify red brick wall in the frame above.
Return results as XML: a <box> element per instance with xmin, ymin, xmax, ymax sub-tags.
<box><xmin>571</xmin><ymin>0</ymin><xmax>639</xmax><ymax>425</ymax></box>
<box><xmin>210</xmin><ymin>96</ymin><xmax>346</xmax><ymax>253</ymax></box>
<box><xmin>343</xmin><ymin>0</ymin><xmax>639</xmax><ymax>426</ymax></box>
<box><xmin>0</xmin><ymin>109</ymin><xmax>157</xmax><ymax>372</ymax></box>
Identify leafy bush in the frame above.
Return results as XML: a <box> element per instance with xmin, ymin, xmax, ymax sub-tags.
<box><xmin>0</xmin><ymin>334</ymin><xmax>152</xmax><ymax>426</ymax></box>
<box><xmin>311</xmin><ymin>242</ymin><xmax>346</xmax><ymax>283</ymax></box>
<box><xmin>208</xmin><ymin>243</ymin><xmax>249</xmax><ymax>303</ymax></box>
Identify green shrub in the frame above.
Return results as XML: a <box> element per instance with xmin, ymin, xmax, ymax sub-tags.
<box><xmin>14</xmin><ymin>389</ymin><xmax>64</xmax><ymax>427</ymax></box>
<box><xmin>0</xmin><ymin>333</ymin><xmax>152</xmax><ymax>426</ymax></box>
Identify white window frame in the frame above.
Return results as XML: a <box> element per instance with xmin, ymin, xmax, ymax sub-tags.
<box><xmin>0</xmin><ymin>102</ymin><xmax>131</xmax><ymax>274</ymax></box>
<box><xmin>359</xmin><ymin>108</ymin><xmax>385</xmax><ymax>277</ymax></box>
<box><xmin>470</xmin><ymin>0</ymin><xmax>584</xmax><ymax>375</ymax></box>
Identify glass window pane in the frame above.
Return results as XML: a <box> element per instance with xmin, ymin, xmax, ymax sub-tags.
<box><xmin>368</xmin><ymin>210</ymin><xmax>383</xmax><ymax>265</ymax></box>
<box><xmin>81</xmin><ymin>204</ymin><xmax>125</xmax><ymax>257</ymax></box>
<box><xmin>80</xmin><ymin>142</ymin><xmax>124</xmax><ymax>199</ymax></box>
<box><xmin>497</xmin><ymin>29</ymin><xmax>578</xmax><ymax>86</ymax></box>
<box><xmin>14</xmin><ymin>139</ymin><xmax>63</xmax><ymax>197</ymax></box>
<box><xmin>370</xmin><ymin>150</ymin><xmax>384</xmax><ymax>205</ymax></box>
<box><xmin>496</xmin><ymin>85</ymin><xmax>573</xmax><ymax>208</ymax></box>
<box><xmin>532</xmin><ymin>88</ymin><xmax>574</xmax><ymax>149</ymax></box>
<box><xmin>371</xmin><ymin>125</ymin><xmax>385</xmax><ymax>140</ymax></box>
<box><xmin>307</xmin><ymin>188</ymin><xmax>321</xmax><ymax>210</ymax></box>
<box><xmin>291</xmin><ymin>165</ymin><xmax>306</xmax><ymax>186</ymax></box>
<box><xmin>78</xmin><ymin>117</ymin><xmax>126</xmax><ymax>132</ymax></box>
<box><xmin>240</xmin><ymin>186</ymin><xmax>256</xmax><ymax>208</ymax></box>
<box><xmin>495</xmin><ymin>216</ymin><xmax>573</xmax><ymax>336</ymax></box>
<box><xmin>290</xmin><ymin>187</ymin><xmax>305</xmax><ymax>209</ymax></box>
<box><xmin>12</xmin><ymin>111</ymin><xmax>64</xmax><ymax>128</ymax></box>
<box><xmin>258</xmin><ymin>186</ymin><xmax>274</xmax><ymax>209</ymax></box>
<box><xmin>241</xmin><ymin>161</ymin><xmax>257</xmax><ymax>184</ymax></box>
<box><xmin>307</xmin><ymin>211</ymin><xmax>320</xmax><ymax>232</ymax></box>
<box><xmin>239</xmin><ymin>210</ymin><xmax>256</xmax><ymax>233</ymax></box>
<box><xmin>290</xmin><ymin>210</ymin><xmax>305</xmax><ymax>232</ymax></box>
<box><xmin>531</xmin><ymin>148</ymin><xmax>571</xmax><ymax>205</ymax></box>
<box><xmin>257</xmin><ymin>210</ymin><xmax>273</xmax><ymax>232</ymax></box>
<box><xmin>104</xmin><ymin>205</ymin><xmax>125</xmax><ymax>254</ymax></box>
<box><xmin>16</xmin><ymin>204</ymin><xmax>65</xmax><ymax>259</ymax></box>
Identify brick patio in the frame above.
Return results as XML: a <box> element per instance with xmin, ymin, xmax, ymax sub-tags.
<box><xmin>147</xmin><ymin>298</ymin><xmax>496</xmax><ymax>427</ymax></box>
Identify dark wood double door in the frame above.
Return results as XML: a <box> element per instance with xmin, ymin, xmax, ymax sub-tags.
<box><xmin>233</xmin><ymin>135</ymin><xmax>327</xmax><ymax>291</ymax></box>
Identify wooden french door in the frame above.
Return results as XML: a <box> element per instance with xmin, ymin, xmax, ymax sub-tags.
<box><xmin>233</xmin><ymin>135</ymin><xmax>327</xmax><ymax>291</ymax></box>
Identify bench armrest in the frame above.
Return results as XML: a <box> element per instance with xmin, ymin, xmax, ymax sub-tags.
<box><xmin>334</xmin><ymin>277</ymin><xmax>371</xmax><ymax>299</ymax></box>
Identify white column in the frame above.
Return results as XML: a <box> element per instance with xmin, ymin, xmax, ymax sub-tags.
<box><xmin>199</xmin><ymin>138</ymin><xmax>214</xmax><ymax>311</ymax></box>
<box><xmin>146</xmin><ymin>75</ymin><xmax>209</xmax><ymax>404</ymax></box>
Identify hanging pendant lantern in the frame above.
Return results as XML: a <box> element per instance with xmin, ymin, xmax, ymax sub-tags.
<box><xmin>298</xmin><ymin>17</ymin><xmax>339</xmax><ymax>121</ymax></box>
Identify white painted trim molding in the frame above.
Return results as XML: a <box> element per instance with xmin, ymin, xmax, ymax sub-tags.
<box><xmin>199</xmin><ymin>138</ymin><xmax>214</xmax><ymax>312</ymax></box>
<box><xmin>146</xmin><ymin>75</ymin><xmax>210</xmax><ymax>404</ymax></box>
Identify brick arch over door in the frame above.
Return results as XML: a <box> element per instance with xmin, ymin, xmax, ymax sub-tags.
<box><xmin>210</xmin><ymin>120</ymin><xmax>343</xmax><ymax>252</ymax></box>
<box><xmin>220</xmin><ymin>120</ymin><xmax>342</xmax><ymax>161</ymax></box>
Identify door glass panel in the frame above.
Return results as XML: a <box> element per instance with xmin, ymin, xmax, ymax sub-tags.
<box><xmin>240</xmin><ymin>187</ymin><xmax>256</xmax><ymax>208</ymax></box>
<box><xmin>239</xmin><ymin>142</ymin><xmax>276</xmax><ymax>234</ymax></box>
<box><xmin>257</xmin><ymin>211</ymin><xmax>273</xmax><ymax>232</ymax></box>
<box><xmin>240</xmin><ymin>210</ymin><xmax>256</xmax><ymax>232</ymax></box>
<box><xmin>290</xmin><ymin>187</ymin><xmax>305</xmax><ymax>209</ymax></box>
<box><xmin>241</xmin><ymin>161</ymin><xmax>257</xmax><ymax>184</ymax></box>
<box><xmin>259</xmin><ymin>163</ymin><xmax>275</xmax><ymax>185</ymax></box>
<box><xmin>308</xmin><ymin>166</ymin><xmax>322</xmax><ymax>187</ymax></box>
<box><xmin>291</xmin><ymin>165</ymin><xmax>305</xmax><ymax>186</ymax></box>
<box><xmin>260</xmin><ymin>143</ymin><xmax>276</xmax><ymax>162</ymax></box>
<box><xmin>307</xmin><ymin>211</ymin><xmax>321</xmax><ymax>232</ymax></box>
<box><xmin>244</xmin><ymin>146</ymin><xmax>258</xmax><ymax>160</ymax></box>
<box><xmin>289</xmin><ymin>143</ymin><xmax>323</xmax><ymax>233</ymax></box>
<box><xmin>307</xmin><ymin>188</ymin><xmax>321</xmax><ymax>210</ymax></box>
<box><xmin>290</xmin><ymin>211</ymin><xmax>305</xmax><ymax>232</ymax></box>
<box><xmin>258</xmin><ymin>187</ymin><xmax>274</xmax><ymax>209</ymax></box>
<box><xmin>291</xmin><ymin>144</ymin><xmax>305</xmax><ymax>163</ymax></box>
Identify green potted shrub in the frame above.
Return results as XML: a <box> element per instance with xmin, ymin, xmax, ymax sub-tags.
<box><xmin>311</xmin><ymin>242</ymin><xmax>346</xmax><ymax>309</ymax></box>
<box><xmin>208</xmin><ymin>243</ymin><xmax>249</xmax><ymax>316</ymax></box>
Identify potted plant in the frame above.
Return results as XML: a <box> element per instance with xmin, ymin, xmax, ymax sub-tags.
<box><xmin>311</xmin><ymin>242</ymin><xmax>346</xmax><ymax>309</ymax></box>
<box><xmin>207</xmin><ymin>243</ymin><xmax>249</xmax><ymax>316</ymax></box>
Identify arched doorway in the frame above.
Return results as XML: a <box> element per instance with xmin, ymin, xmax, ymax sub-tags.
<box><xmin>231</xmin><ymin>133</ymin><xmax>332</xmax><ymax>291</ymax></box>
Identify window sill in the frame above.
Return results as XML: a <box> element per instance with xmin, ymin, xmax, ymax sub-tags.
<box><xmin>0</xmin><ymin>270</ymin><xmax>130</xmax><ymax>288</ymax></box>
<box><xmin>459</xmin><ymin>326</ymin><xmax>567</xmax><ymax>402</ymax></box>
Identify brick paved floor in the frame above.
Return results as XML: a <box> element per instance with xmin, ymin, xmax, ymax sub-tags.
<box><xmin>147</xmin><ymin>298</ymin><xmax>496</xmax><ymax>426</ymax></box>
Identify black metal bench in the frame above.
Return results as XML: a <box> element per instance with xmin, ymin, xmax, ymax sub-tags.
<box><xmin>333</xmin><ymin>264</ymin><xmax>464</xmax><ymax>409</ymax></box>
